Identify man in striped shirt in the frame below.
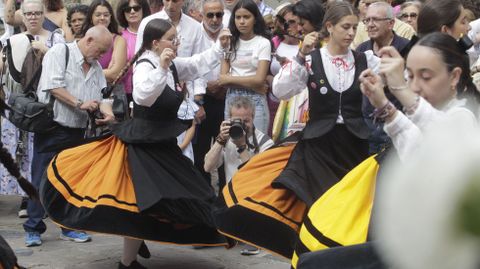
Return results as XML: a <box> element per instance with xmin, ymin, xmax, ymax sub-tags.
<box><xmin>24</xmin><ymin>25</ymin><xmax>115</xmax><ymax>247</ymax></box>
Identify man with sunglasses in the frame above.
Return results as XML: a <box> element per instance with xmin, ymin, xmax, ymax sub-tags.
<box><xmin>352</xmin><ymin>0</ymin><xmax>415</xmax><ymax>49</ymax></box>
<box><xmin>192</xmin><ymin>0</ymin><xmax>228</xmax><ymax>193</ymax></box>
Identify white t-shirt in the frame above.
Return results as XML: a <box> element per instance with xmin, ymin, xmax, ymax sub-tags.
<box><xmin>230</xmin><ymin>35</ymin><xmax>271</xmax><ymax>77</ymax></box>
<box><xmin>270</xmin><ymin>42</ymin><xmax>299</xmax><ymax>75</ymax></box>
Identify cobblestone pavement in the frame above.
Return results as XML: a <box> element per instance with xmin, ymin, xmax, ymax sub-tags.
<box><xmin>0</xmin><ymin>195</ymin><xmax>290</xmax><ymax>269</ymax></box>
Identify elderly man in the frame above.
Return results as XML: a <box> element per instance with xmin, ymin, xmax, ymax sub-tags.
<box><xmin>356</xmin><ymin>2</ymin><xmax>407</xmax><ymax>155</ymax></box>
<box><xmin>183</xmin><ymin>0</ymin><xmax>203</xmax><ymax>22</ymax></box>
<box><xmin>356</xmin><ymin>2</ymin><xmax>410</xmax><ymax>55</ymax></box>
<box><xmin>352</xmin><ymin>0</ymin><xmax>415</xmax><ymax>49</ymax></box>
<box><xmin>24</xmin><ymin>25</ymin><xmax>114</xmax><ymax>247</ymax></box>
<box><xmin>193</xmin><ymin>0</ymin><xmax>227</xmax><ymax>189</ymax></box>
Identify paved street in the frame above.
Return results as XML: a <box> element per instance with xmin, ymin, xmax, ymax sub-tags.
<box><xmin>0</xmin><ymin>195</ymin><xmax>290</xmax><ymax>269</ymax></box>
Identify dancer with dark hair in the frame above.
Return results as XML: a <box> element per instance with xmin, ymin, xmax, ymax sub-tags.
<box><xmin>215</xmin><ymin>1</ymin><xmax>380</xmax><ymax>260</ymax></box>
<box><xmin>40</xmin><ymin>18</ymin><xmax>232</xmax><ymax>269</ymax></box>
<box><xmin>295</xmin><ymin>32</ymin><xmax>479</xmax><ymax>269</ymax></box>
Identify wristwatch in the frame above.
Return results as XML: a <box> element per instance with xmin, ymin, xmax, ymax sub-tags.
<box><xmin>75</xmin><ymin>99</ymin><xmax>84</xmax><ymax>109</ymax></box>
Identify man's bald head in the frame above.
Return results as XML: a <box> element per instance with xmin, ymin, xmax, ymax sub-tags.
<box><xmin>85</xmin><ymin>25</ymin><xmax>113</xmax><ymax>48</ymax></box>
<box><xmin>79</xmin><ymin>25</ymin><xmax>113</xmax><ymax>64</ymax></box>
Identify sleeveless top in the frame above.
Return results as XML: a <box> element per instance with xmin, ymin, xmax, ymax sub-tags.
<box><xmin>42</xmin><ymin>17</ymin><xmax>60</xmax><ymax>32</ymax></box>
<box><xmin>112</xmin><ymin>62</ymin><xmax>189</xmax><ymax>144</ymax></box>
<box><xmin>303</xmin><ymin>49</ymin><xmax>370</xmax><ymax>140</ymax></box>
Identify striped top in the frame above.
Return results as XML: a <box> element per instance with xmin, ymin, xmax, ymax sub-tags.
<box><xmin>37</xmin><ymin>41</ymin><xmax>106</xmax><ymax>128</ymax></box>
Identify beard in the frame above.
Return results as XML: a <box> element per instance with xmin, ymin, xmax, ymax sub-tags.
<box><xmin>204</xmin><ymin>22</ymin><xmax>223</xmax><ymax>34</ymax></box>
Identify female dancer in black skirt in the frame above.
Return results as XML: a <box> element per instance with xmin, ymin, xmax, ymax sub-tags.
<box><xmin>39</xmin><ymin>19</ymin><xmax>232</xmax><ymax>268</ymax></box>
<box><xmin>271</xmin><ymin>1</ymin><xmax>380</xmax><ymax>206</ymax></box>
<box><xmin>215</xmin><ymin>1</ymin><xmax>380</xmax><ymax>259</ymax></box>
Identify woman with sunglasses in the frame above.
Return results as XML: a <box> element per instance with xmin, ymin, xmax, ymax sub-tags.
<box><xmin>81</xmin><ymin>0</ymin><xmax>127</xmax><ymax>86</ymax></box>
<box><xmin>116</xmin><ymin>0</ymin><xmax>151</xmax><ymax>104</ymax></box>
<box><xmin>398</xmin><ymin>1</ymin><xmax>421</xmax><ymax>32</ymax></box>
<box><xmin>39</xmin><ymin>18</ymin><xmax>232</xmax><ymax>269</ymax></box>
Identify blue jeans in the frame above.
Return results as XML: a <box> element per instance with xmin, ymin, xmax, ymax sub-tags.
<box><xmin>225</xmin><ymin>88</ymin><xmax>269</xmax><ymax>134</ymax></box>
<box><xmin>23</xmin><ymin>126</ymin><xmax>85</xmax><ymax>234</ymax></box>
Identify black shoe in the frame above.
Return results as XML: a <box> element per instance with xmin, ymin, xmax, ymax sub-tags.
<box><xmin>118</xmin><ymin>260</ymin><xmax>147</xmax><ymax>269</ymax></box>
<box><xmin>138</xmin><ymin>241</ymin><xmax>151</xmax><ymax>259</ymax></box>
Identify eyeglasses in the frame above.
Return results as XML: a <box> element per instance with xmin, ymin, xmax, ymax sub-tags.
<box><xmin>159</xmin><ymin>36</ymin><xmax>181</xmax><ymax>46</ymax></box>
<box><xmin>399</xmin><ymin>12</ymin><xmax>418</xmax><ymax>19</ymax></box>
<box><xmin>362</xmin><ymin>17</ymin><xmax>392</xmax><ymax>24</ymax></box>
<box><xmin>94</xmin><ymin>12</ymin><xmax>111</xmax><ymax>18</ymax></box>
<box><xmin>206</xmin><ymin>12</ymin><xmax>224</xmax><ymax>19</ymax></box>
<box><xmin>123</xmin><ymin>5</ymin><xmax>142</xmax><ymax>13</ymax></box>
<box><xmin>24</xmin><ymin>11</ymin><xmax>43</xmax><ymax>18</ymax></box>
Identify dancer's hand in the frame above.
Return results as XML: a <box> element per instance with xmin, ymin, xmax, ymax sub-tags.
<box><xmin>159</xmin><ymin>48</ymin><xmax>176</xmax><ymax>70</ymax></box>
<box><xmin>359</xmin><ymin>69</ymin><xmax>388</xmax><ymax>109</ymax></box>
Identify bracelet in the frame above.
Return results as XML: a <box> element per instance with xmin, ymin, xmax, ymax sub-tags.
<box><xmin>389</xmin><ymin>84</ymin><xmax>408</xmax><ymax>92</ymax></box>
<box><xmin>237</xmin><ymin>144</ymin><xmax>247</xmax><ymax>154</ymax></box>
<box><xmin>294</xmin><ymin>51</ymin><xmax>306</xmax><ymax>65</ymax></box>
<box><xmin>371</xmin><ymin>101</ymin><xmax>397</xmax><ymax>124</ymax></box>
<box><xmin>216</xmin><ymin>135</ymin><xmax>227</xmax><ymax>146</ymax></box>
<box><xmin>403</xmin><ymin>95</ymin><xmax>420</xmax><ymax>116</ymax></box>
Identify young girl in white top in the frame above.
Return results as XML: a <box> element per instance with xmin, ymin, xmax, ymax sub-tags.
<box><xmin>218</xmin><ymin>0</ymin><xmax>272</xmax><ymax>134</ymax></box>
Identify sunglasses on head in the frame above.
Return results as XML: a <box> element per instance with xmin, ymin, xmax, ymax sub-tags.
<box><xmin>206</xmin><ymin>12</ymin><xmax>224</xmax><ymax>19</ymax></box>
<box><xmin>123</xmin><ymin>5</ymin><xmax>142</xmax><ymax>13</ymax></box>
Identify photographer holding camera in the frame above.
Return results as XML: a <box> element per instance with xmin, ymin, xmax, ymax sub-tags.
<box><xmin>204</xmin><ymin>96</ymin><xmax>273</xmax><ymax>186</ymax></box>
<box><xmin>204</xmin><ymin>96</ymin><xmax>273</xmax><ymax>255</ymax></box>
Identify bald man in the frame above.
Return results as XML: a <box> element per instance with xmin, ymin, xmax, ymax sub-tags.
<box><xmin>24</xmin><ymin>25</ymin><xmax>115</xmax><ymax>247</ymax></box>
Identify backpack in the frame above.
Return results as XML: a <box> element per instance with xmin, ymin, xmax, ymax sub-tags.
<box><xmin>1</xmin><ymin>34</ymin><xmax>37</xmax><ymax>98</ymax></box>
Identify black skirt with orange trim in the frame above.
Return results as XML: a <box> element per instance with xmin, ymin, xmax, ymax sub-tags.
<box><xmin>215</xmin><ymin>143</ymin><xmax>308</xmax><ymax>258</ymax></box>
<box><xmin>40</xmin><ymin>135</ymin><xmax>228</xmax><ymax>246</ymax></box>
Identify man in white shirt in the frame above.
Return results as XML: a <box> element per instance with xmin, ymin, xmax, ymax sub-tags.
<box><xmin>26</xmin><ymin>25</ymin><xmax>114</xmax><ymax>247</ymax></box>
<box><xmin>204</xmin><ymin>95</ymin><xmax>273</xmax><ymax>190</ymax></box>
<box><xmin>193</xmin><ymin>0</ymin><xmax>228</xmax><ymax>191</ymax></box>
<box><xmin>203</xmin><ymin>96</ymin><xmax>273</xmax><ymax>255</ymax></box>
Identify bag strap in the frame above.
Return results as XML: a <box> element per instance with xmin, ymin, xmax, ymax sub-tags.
<box><xmin>136</xmin><ymin>58</ymin><xmax>155</xmax><ymax>69</ymax></box>
<box><xmin>169</xmin><ymin>63</ymin><xmax>180</xmax><ymax>87</ymax></box>
<box><xmin>6</xmin><ymin>34</ymin><xmax>34</xmax><ymax>83</ymax></box>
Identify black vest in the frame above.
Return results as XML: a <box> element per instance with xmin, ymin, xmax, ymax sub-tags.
<box><xmin>133</xmin><ymin>63</ymin><xmax>183</xmax><ymax>122</ymax></box>
<box><xmin>303</xmin><ymin>49</ymin><xmax>370</xmax><ymax>140</ymax></box>
<box><xmin>112</xmin><ymin>62</ymin><xmax>188</xmax><ymax>143</ymax></box>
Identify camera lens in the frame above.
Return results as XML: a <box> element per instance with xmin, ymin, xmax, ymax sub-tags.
<box><xmin>229</xmin><ymin>119</ymin><xmax>245</xmax><ymax>140</ymax></box>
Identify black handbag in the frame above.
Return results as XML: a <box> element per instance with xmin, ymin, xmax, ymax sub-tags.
<box><xmin>101</xmin><ymin>83</ymin><xmax>129</xmax><ymax>121</ymax></box>
<box><xmin>6</xmin><ymin>44</ymin><xmax>69</xmax><ymax>133</ymax></box>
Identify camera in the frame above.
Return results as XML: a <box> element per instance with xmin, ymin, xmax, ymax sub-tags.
<box><xmin>229</xmin><ymin>118</ymin><xmax>246</xmax><ymax>140</ymax></box>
